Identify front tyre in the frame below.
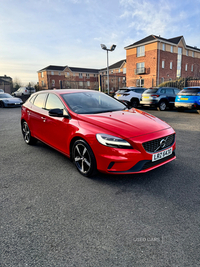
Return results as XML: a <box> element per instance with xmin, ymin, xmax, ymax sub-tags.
<box><xmin>0</xmin><ymin>101</ymin><xmax>5</xmax><ymax>108</ymax></box>
<box><xmin>21</xmin><ymin>121</ymin><xmax>37</xmax><ymax>145</ymax></box>
<box><xmin>72</xmin><ymin>139</ymin><xmax>97</xmax><ymax>177</ymax></box>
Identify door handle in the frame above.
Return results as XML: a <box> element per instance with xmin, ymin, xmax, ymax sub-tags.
<box><xmin>41</xmin><ymin>117</ymin><xmax>46</xmax><ymax>122</ymax></box>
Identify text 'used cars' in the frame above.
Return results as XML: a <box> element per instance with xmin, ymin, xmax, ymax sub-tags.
<box><xmin>21</xmin><ymin>89</ymin><xmax>176</xmax><ymax>177</ymax></box>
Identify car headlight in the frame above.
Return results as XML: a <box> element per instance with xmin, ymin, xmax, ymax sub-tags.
<box><xmin>96</xmin><ymin>133</ymin><xmax>133</xmax><ymax>149</ymax></box>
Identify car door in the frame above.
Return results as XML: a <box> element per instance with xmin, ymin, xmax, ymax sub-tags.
<box><xmin>44</xmin><ymin>93</ymin><xmax>71</xmax><ymax>154</ymax></box>
<box><xmin>29</xmin><ymin>93</ymin><xmax>48</xmax><ymax>142</ymax></box>
<box><xmin>166</xmin><ymin>88</ymin><xmax>175</xmax><ymax>104</ymax></box>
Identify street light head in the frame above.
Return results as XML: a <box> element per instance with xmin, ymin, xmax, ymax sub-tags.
<box><xmin>101</xmin><ymin>44</ymin><xmax>107</xmax><ymax>50</ymax></box>
<box><xmin>110</xmin><ymin>44</ymin><xmax>116</xmax><ymax>51</ymax></box>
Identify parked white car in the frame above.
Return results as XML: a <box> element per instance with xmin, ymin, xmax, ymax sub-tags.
<box><xmin>0</xmin><ymin>89</ymin><xmax>4</xmax><ymax>93</ymax></box>
<box><xmin>12</xmin><ymin>87</ymin><xmax>35</xmax><ymax>96</ymax></box>
<box><xmin>114</xmin><ymin>87</ymin><xmax>146</xmax><ymax>107</ymax></box>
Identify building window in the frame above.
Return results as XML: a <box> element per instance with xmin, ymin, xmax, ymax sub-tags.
<box><xmin>171</xmin><ymin>46</ymin><xmax>173</xmax><ymax>53</ymax></box>
<box><xmin>42</xmin><ymin>81</ymin><xmax>44</xmax><ymax>86</ymax></box>
<box><xmin>79</xmin><ymin>81</ymin><xmax>83</xmax><ymax>86</ymax></box>
<box><xmin>162</xmin><ymin>60</ymin><xmax>165</xmax><ymax>68</ymax></box>
<box><xmin>186</xmin><ymin>50</ymin><xmax>189</xmax><ymax>56</ymax></box>
<box><xmin>123</xmin><ymin>68</ymin><xmax>126</xmax><ymax>74</ymax></box>
<box><xmin>137</xmin><ymin>45</ymin><xmax>145</xmax><ymax>57</ymax></box>
<box><xmin>41</xmin><ymin>72</ymin><xmax>44</xmax><ymax>78</ymax></box>
<box><xmin>185</xmin><ymin>64</ymin><xmax>188</xmax><ymax>71</ymax></box>
<box><xmin>86</xmin><ymin>73</ymin><xmax>90</xmax><ymax>79</ymax></box>
<box><xmin>79</xmin><ymin>73</ymin><xmax>83</xmax><ymax>78</ymax></box>
<box><xmin>162</xmin><ymin>44</ymin><xmax>165</xmax><ymax>51</ymax></box>
<box><xmin>87</xmin><ymin>81</ymin><xmax>90</xmax><ymax>87</ymax></box>
<box><xmin>58</xmin><ymin>72</ymin><xmax>61</xmax><ymax>76</ymax></box>
<box><xmin>136</xmin><ymin>79</ymin><xmax>144</xmax><ymax>87</ymax></box>
<box><xmin>65</xmin><ymin>72</ymin><xmax>70</xmax><ymax>77</ymax></box>
<box><xmin>51</xmin><ymin>71</ymin><xmax>54</xmax><ymax>75</ymax></box>
<box><xmin>170</xmin><ymin>62</ymin><xmax>173</xmax><ymax>69</ymax></box>
<box><xmin>192</xmin><ymin>51</ymin><xmax>194</xmax><ymax>57</ymax></box>
<box><xmin>94</xmin><ymin>74</ymin><xmax>96</xmax><ymax>77</ymax></box>
<box><xmin>161</xmin><ymin>77</ymin><xmax>164</xmax><ymax>83</ymax></box>
<box><xmin>52</xmin><ymin>80</ymin><xmax>55</xmax><ymax>86</ymax></box>
<box><xmin>118</xmin><ymin>69</ymin><xmax>120</xmax><ymax>73</ymax></box>
<box><xmin>136</xmin><ymin>62</ymin><xmax>145</xmax><ymax>74</ymax></box>
<box><xmin>191</xmin><ymin>64</ymin><xmax>194</xmax><ymax>72</ymax></box>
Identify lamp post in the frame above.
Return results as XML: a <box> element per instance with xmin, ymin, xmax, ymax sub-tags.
<box><xmin>101</xmin><ymin>44</ymin><xmax>116</xmax><ymax>95</ymax></box>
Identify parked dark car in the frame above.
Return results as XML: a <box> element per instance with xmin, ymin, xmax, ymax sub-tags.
<box><xmin>175</xmin><ymin>86</ymin><xmax>200</xmax><ymax>114</ymax></box>
<box><xmin>140</xmin><ymin>87</ymin><xmax>180</xmax><ymax>111</ymax></box>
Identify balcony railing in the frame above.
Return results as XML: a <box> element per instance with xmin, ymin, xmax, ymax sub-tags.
<box><xmin>135</xmin><ymin>67</ymin><xmax>146</xmax><ymax>75</ymax></box>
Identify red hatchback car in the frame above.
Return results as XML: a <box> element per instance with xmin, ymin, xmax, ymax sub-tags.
<box><xmin>21</xmin><ymin>89</ymin><xmax>176</xmax><ymax>177</ymax></box>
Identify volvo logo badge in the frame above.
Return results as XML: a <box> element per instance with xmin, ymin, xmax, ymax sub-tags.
<box><xmin>160</xmin><ymin>139</ymin><xmax>166</xmax><ymax>149</ymax></box>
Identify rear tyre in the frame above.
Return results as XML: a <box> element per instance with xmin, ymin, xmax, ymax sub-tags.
<box><xmin>0</xmin><ymin>101</ymin><xmax>5</xmax><ymax>108</ymax></box>
<box><xmin>157</xmin><ymin>101</ymin><xmax>167</xmax><ymax>111</ymax></box>
<box><xmin>131</xmin><ymin>98</ymin><xmax>139</xmax><ymax>108</ymax></box>
<box><xmin>72</xmin><ymin>139</ymin><xmax>97</xmax><ymax>177</ymax></box>
<box><xmin>21</xmin><ymin>121</ymin><xmax>37</xmax><ymax>145</ymax></box>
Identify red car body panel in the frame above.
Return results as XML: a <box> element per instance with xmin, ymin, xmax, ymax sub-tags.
<box><xmin>21</xmin><ymin>89</ymin><xmax>176</xmax><ymax>175</ymax></box>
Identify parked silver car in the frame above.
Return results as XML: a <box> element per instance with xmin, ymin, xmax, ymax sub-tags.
<box><xmin>140</xmin><ymin>87</ymin><xmax>180</xmax><ymax>111</ymax></box>
<box><xmin>12</xmin><ymin>87</ymin><xmax>35</xmax><ymax>96</ymax></box>
<box><xmin>0</xmin><ymin>93</ymin><xmax>23</xmax><ymax>108</ymax></box>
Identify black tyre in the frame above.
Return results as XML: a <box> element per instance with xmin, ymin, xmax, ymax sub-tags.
<box><xmin>21</xmin><ymin>121</ymin><xmax>37</xmax><ymax>145</ymax></box>
<box><xmin>72</xmin><ymin>139</ymin><xmax>97</xmax><ymax>177</ymax></box>
<box><xmin>157</xmin><ymin>101</ymin><xmax>167</xmax><ymax>111</ymax></box>
<box><xmin>131</xmin><ymin>98</ymin><xmax>139</xmax><ymax>108</ymax></box>
<box><xmin>0</xmin><ymin>101</ymin><xmax>5</xmax><ymax>108</ymax></box>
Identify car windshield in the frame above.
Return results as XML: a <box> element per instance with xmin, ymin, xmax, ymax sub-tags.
<box><xmin>62</xmin><ymin>91</ymin><xmax>127</xmax><ymax>114</ymax></box>
<box><xmin>0</xmin><ymin>93</ymin><xmax>12</xmax><ymax>98</ymax></box>
<box><xmin>143</xmin><ymin>89</ymin><xmax>158</xmax><ymax>94</ymax></box>
<box><xmin>178</xmin><ymin>88</ymin><xmax>200</xmax><ymax>96</ymax></box>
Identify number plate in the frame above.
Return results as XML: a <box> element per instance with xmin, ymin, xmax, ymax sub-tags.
<box><xmin>143</xmin><ymin>96</ymin><xmax>149</xmax><ymax>99</ymax></box>
<box><xmin>180</xmin><ymin>98</ymin><xmax>188</xmax><ymax>100</ymax></box>
<box><xmin>152</xmin><ymin>147</ymin><xmax>172</xmax><ymax>162</ymax></box>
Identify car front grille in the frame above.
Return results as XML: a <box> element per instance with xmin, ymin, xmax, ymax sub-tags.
<box><xmin>142</xmin><ymin>134</ymin><xmax>175</xmax><ymax>153</ymax></box>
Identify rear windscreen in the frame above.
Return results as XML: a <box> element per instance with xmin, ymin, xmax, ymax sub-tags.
<box><xmin>143</xmin><ymin>89</ymin><xmax>158</xmax><ymax>94</ymax></box>
<box><xmin>178</xmin><ymin>88</ymin><xmax>200</xmax><ymax>96</ymax></box>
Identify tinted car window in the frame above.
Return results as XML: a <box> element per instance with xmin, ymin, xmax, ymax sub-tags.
<box><xmin>46</xmin><ymin>94</ymin><xmax>64</xmax><ymax>110</ymax></box>
<box><xmin>178</xmin><ymin>88</ymin><xmax>200</xmax><ymax>96</ymax></box>
<box><xmin>174</xmin><ymin>89</ymin><xmax>180</xmax><ymax>95</ymax></box>
<box><xmin>144</xmin><ymin>89</ymin><xmax>158</xmax><ymax>94</ymax></box>
<box><xmin>34</xmin><ymin>93</ymin><xmax>47</xmax><ymax>108</ymax></box>
<box><xmin>166</xmin><ymin>89</ymin><xmax>174</xmax><ymax>94</ymax></box>
<box><xmin>160</xmin><ymin>89</ymin><xmax>166</xmax><ymax>94</ymax></box>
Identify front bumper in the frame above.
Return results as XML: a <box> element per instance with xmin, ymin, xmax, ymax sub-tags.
<box><xmin>94</xmin><ymin>128</ymin><xmax>176</xmax><ymax>174</ymax></box>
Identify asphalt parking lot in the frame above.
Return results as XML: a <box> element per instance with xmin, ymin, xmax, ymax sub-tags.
<box><xmin>1</xmin><ymin>107</ymin><xmax>200</xmax><ymax>267</ymax></box>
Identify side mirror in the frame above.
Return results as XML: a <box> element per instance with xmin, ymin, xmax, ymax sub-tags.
<box><xmin>49</xmin><ymin>108</ymin><xmax>69</xmax><ymax>118</ymax></box>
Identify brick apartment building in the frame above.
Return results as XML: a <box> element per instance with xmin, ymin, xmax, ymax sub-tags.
<box><xmin>125</xmin><ymin>35</ymin><xmax>200</xmax><ymax>88</ymax></box>
<box><xmin>38</xmin><ymin>66</ymin><xmax>99</xmax><ymax>90</ymax></box>
<box><xmin>38</xmin><ymin>60</ymin><xmax>126</xmax><ymax>92</ymax></box>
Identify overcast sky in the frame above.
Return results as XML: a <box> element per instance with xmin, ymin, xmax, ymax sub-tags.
<box><xmin>1</xmin><ymin>0</ymin><xmax>200</xmax><ymax>85</ymax></box>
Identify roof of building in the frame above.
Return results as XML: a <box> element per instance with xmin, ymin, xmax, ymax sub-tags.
<box><xmin>125</xmin><ymin>34</ymin><xmax>200</xmax><ymax>52</ymax></box>
<box><xmin>100</xmin><ymin>59</ymin><xmax>126</xmax><ymax>71</ymax></box>
<box><xmin>38</xmin><ymin>65</ymin><xmax>99</xmax><ymax>73</ymax></box>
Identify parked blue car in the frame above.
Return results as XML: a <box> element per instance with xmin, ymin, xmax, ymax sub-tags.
<box><xmin>175</xmin><ymin>87</ymin><xmax>200</xmax><ymax>114</ymax></box>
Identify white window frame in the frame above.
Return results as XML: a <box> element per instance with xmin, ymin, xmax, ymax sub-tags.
<box><xmin>170</xmin><ymin>62</ymin><xmax>173</xmax><ymax>69</ymax></box>
<box><xmin>186</xmin><ymin>50</ymin><xmax>189</xmax><ymax>56</ymax></box>
<box><xmin>137</xmin><ymin>45</ymin><xmax>145</xmax><ymax>57</ymax></box>
<box><xmin>191</xmin><ymin>64</ymin><xmax>194</xmax><ymax>72</ymax></box>
<box><xmin>51</xmin><ymin>71</ymin><xmax>54</xmax><ymax>75</ymax></box>
<box><xmin>171</xmin><ymin>46</ymin><xmax>173</xmax><ymax>53</ymax></box>
<box><xmin>162</xmin><ymin>60</ymin><xmax>165</xmax><ymax>69</ymax></box>
<box><xmin>185</xmin><ymin>64</ymin><xmax>188</xmax><ymax>71</ymax></box>
<box><xmin>79</xmin><ymin>73</ymin><xmax>83</xmax><ymax>78</ymax></box>
<box><xmin>192</xmin><ymin>51</ymin><xmax>194</xmax><ymax>57</ymax></box>
<box><xmin>162</xmin><ymin>44</ymin><xmax>166</xmax><ymax>51</ymax></box>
